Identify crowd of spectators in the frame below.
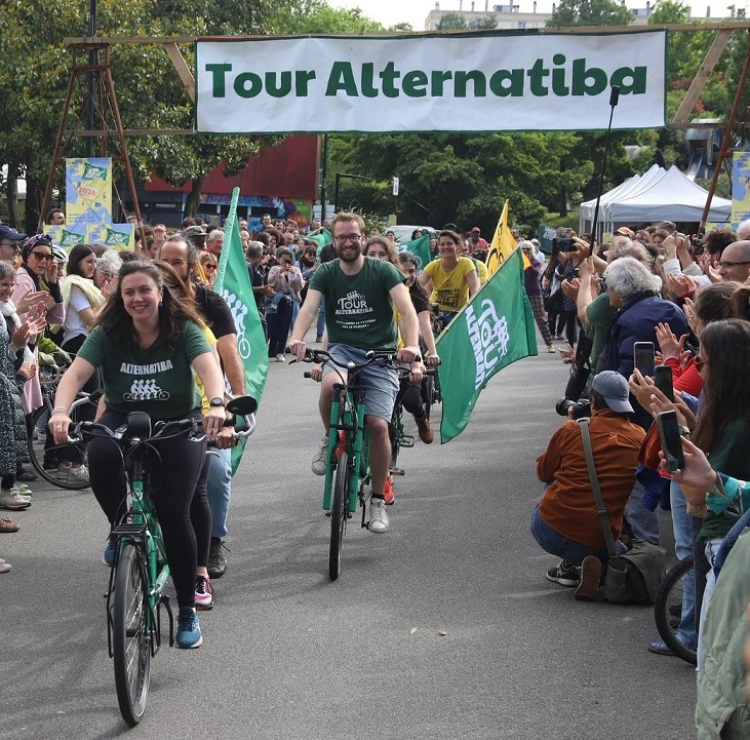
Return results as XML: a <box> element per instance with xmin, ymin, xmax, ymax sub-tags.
<box><xmin>524</xmin><ymin>219</ymin><xmax>750</xmax><ymax>739</ymax></box>
<box><xmin>6</xmin><ymin>208</ymin><xmax>750</xmax><ymax>732</ymax></box>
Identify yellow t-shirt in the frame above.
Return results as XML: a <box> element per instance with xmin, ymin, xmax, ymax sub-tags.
<box><xmin>196</xmin><ymin>326</ymin><xmax>218</xmax><ymax>414</ymax></box>
<box><xmin>424</xmin><ymin>257</ymin><xmax>476</xmax><ymax>312</ymax></box>
<box><xmin>474</xmin><ymin>258</ymin><xmax>489</xmax><ymax>285</ymax></box>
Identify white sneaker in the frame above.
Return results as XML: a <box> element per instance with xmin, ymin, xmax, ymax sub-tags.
<box><xmin>0</xmin><ymin>490</ymin><xmax>31</xmax><ymax>511</ymax></box>
<box><xmin>276</xmin><ymin>353</ymin><xmax>286</xmax><ymax>362</ymax></box>
<box><xmin>10</xmin><ymin>485</ymin><xmax>31</xmax><ymax>501</ymax></box>
<box><xmin>368</xmin><ymin>498</ymin><xmax>390</xmax><ymax>533</ymax></box>
<box><xmin>60</xmin><ymin>464</ymin><xmax>89</xmax><ymax>483</ymax></box>
<box><xmin>311</xmin><ymin>437</ymin><xmax>328</xmax><ymax>476</ymax></box>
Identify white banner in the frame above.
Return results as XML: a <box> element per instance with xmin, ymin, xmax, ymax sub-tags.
<box><xmin>195</xmin><ymin>31</ymin><xmax>666</xmax><ymax>134</ymax></box>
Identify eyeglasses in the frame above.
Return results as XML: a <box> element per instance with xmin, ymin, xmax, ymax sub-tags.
<box><xmin>30</xmin><ymin>251</ymin><xmax>53</xmax><ymax>261</ymax></box>
<box><xmin>204</xmin><ymin>263</ymin><xmax>217</xmax><ymax>271</ymax></box>
<box><xmin>334</xmin><ymin>234</ymin><xmax>362</xmax><ymax>244</ymax></box>
<box><xmin>0</xmin><ymin>242</ymin><xmax>21</xmax><ymax>252</ymax></box>
<box><xmin>718</xmin><ymin>260</ymin><xmax>750</xmax><ymax>269</ymax></box>
<box><xmin>695</xmin><ymin>355</ymin><xmax>707</xmax><ymax>372</ymax></box>
<box><xmin>0</xmin><ymin>282</ymin><xmax>16</xmax><ymax>289</ymax></box>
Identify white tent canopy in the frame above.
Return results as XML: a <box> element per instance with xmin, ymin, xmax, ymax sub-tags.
<box><xmin>579</xmin><ymin>165</ymin><xmax>731</xmax><ymax>237</ymax></box>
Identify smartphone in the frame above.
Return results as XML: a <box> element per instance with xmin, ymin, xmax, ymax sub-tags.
<box><xmin>653</xmin><ymin>365</ymin><xmax>674</xmax><ymax>401</ymax></box>
<box><xmin>634</xmin><ymin>341</ymin><xmax>655</xmax><ymax>377</ymax></box>
<box><xmin>657</xmin><ymin>410</ymin><xmax>685</xmax><ymax>472</ymax></box>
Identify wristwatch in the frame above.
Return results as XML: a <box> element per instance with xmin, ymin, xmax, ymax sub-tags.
<box><xmin>678</xmin><ymin>425</ymin><xmax>691</xmax><ymax>437</ymax></box>
<box><xmin>209</xmin><ymin>397</ymin><xmax>225</xmax><ymax>408</ymax></box>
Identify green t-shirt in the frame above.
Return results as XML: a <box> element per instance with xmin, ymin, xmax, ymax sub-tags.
<box><xmin>309</xmin><ymin>258</ymin><xmax>404</xmax><ymax>351</ymax></box>
<box><xmin>77</xmin><ymin>321</ymin><xmax>211</xmax><ymax>420</ymax></box>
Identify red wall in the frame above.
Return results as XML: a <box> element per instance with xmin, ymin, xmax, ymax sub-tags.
<box><xmin>144</xmin><ymin>135</ymin><xmax>319</xmax><ymax>199</ymax></box>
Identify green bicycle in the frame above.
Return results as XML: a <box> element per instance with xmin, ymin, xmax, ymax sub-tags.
<box><xmin>72</xmin><ymin>395</ymin><xmax>257</xmax><ymax>726</ymax></box>
<box><xmin>301</xmin><ymin>349</ymin><xmax>401</xmax><ymax>581</ymax></box>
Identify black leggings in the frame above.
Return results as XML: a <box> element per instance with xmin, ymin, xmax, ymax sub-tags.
<box><xmin>395</xmin><ymin>380</ymin><xmax>425</xmax><ymax>419</ymax></box>
<box><xmin>87</xmin><ymin>409</ymin><xmax>208</xmax><ymax>609</ymax></box>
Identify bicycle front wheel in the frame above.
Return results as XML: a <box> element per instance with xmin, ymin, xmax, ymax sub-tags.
<box><xmin>421</xmin><ymin>375</ymin><xmax>434</xmax><ymax>421</ymax></box>
<box><xmin>27</xmin><ymin>405</ymin><xmax>90</xmax><ymax>490</ymax></box>
<box><xmin>329</xmin><ymin>451</ymin><xmax>349</xmax><ymax>581</ymax></box>
<box><xmin>654</xmin><ymin>556</ymin><xmax>697</xmax><ymax>665</ymax></box>
<box><xmin>112</xmin><ymin>543</ymin><xmax>152</xmax><ymax>726</ymax></box>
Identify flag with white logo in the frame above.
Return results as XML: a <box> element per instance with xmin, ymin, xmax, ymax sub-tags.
<box><xmin>397</xmin><ymin>233</ymin><xmax>432</xmax><ymax>270</ymax></box>
<box><xmin>436</xmin><ymin>247</ymin><xmax>537</xmax><ymax>443</ymax></box>
<box><xmin>214</xmin><ymin>187</ymin><xmax>268</xmax><ymax>473</ymax></box>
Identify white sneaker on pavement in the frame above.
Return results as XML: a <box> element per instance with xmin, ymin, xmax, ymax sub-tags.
<box><xmin>311</xmin><ymin>437</ymin><xmax>328</xmax><ymax>476</ymax></box>
<box><xmin>368</xmin><ymin>498</ymin><xmax>390</xmax><ymax>533</ymax></box>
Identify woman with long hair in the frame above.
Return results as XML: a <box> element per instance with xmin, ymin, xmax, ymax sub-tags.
<box><xmin>49</xmin><ymin>260</ymin><xmax>227</xmax><ymax>649</ymax></box>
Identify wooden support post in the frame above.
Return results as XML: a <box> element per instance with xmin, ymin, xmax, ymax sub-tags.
<box><xmin>701</xmin><ymin>30</ymin><xmax>750</xmax><ymax>229</ymax></box>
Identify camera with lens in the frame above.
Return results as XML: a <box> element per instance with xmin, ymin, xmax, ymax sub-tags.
<box><xmin>555</xmin><ymin>397</ymin><xmax>591</xmax><ymax>419</ymax></box>
<box><xmin>690</xmin><ymin>235</ymin><xmax>703</xmax><ymax>247</ymax></box>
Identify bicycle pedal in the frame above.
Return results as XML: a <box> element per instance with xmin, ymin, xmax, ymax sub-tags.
<box><xmin>113</xmin><ymin>522</ymin><xmax>147</xmax><ymax>538</ymax></box>
<box><xmin>391</xmin><ymin>467</ymin><xmax>405</xmax><ymax>476</ymax></box>
<box><xmin>400</xmin><ymin>435</ymin><xmax>416</xmax><ymax>448</ymax></box>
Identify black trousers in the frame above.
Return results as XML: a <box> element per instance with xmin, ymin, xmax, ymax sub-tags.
<box><xmin>88</xmin><ymin>408</ymin><xmax>209</xmax><ymax>608</ymax></box>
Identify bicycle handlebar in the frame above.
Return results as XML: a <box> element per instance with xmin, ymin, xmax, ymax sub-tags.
<box><xmin>68</xmin><ymin>394</ymin><xmax>258</xmax><ymax>446</ymax></box>
<box><xmin>292</xmin><ymin>348</ymin><xmax>420</xmax><ymax>369</ymax></box>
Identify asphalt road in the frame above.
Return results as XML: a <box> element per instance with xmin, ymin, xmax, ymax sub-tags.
<box><xmin>1</xmin><ymin>327</ymin><xmax>696</xmax><ymax>740</ymax></box>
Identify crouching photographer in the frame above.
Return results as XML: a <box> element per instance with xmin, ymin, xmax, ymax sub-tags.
<box><xmin>531</xmin><ymin>371</ymin><xmax>645</xmax><ymax>601</ymax></box>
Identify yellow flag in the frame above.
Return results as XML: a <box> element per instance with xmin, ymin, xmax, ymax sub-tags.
<box><xmin>485</xmin><ymin>200</ymin><xmax>516</xmax><ymax>276</ymax></box>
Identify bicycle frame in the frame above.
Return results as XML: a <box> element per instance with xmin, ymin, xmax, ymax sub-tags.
<box><xmin>323</xmin><ymin>383</ymin><xmax>370</xmax><ymax>516</ymax></box>
<box><xmin>106</xmin><ymin>439</ymin><xmax>173</xmax><ymax>657</ymax></box>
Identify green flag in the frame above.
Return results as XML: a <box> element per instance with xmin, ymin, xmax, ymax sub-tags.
<box><xmin>398</xmin><ymin>233</ymin><xmax>432</xmax><ymax>269</ymax></box>
<box><xmin>214</xmin><ymin>187</ymin><xmax>269</xmax><ymax>474</ymax></box>
<box><xmin>307</xmin><ymin>228</ymin><xmax>332</xmax><ymax>256</ymax></box>
<box><xmin>435</xmin><ymin>248</ymin><xmax>538</xmax><ymax>444</ymax></box>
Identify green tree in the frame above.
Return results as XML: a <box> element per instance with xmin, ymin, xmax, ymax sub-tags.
<box><xmin>547</xmin><ymin>0</ymin><xmax>634</xmax><ymax>28</ymax></box>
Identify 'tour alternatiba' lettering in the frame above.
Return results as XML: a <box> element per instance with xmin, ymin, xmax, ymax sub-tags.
<box><xmin>121</xmin><ymin>360</ymin><xmax>174</xmax><ymax>375</ymax></box>
<box><xmin>206</xmin><ymin>57</ymin><xmax>646</xmax><ymax>100</ymax></box>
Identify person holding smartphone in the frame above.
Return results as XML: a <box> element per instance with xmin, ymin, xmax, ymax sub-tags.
<box><xmin>265</xmin><ymin>247</ymin><xmax>303</xmax><ymax>362</ymax></box>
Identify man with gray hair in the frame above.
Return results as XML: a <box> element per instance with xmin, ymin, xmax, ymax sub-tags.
<box><xmin>715</xmin><ymin>240</ymin><xmax>750</xmax><ymax>283</ymax></box>
<box><xmin>597</xmin><ymin>257</ymin><xmax>687</xmax><ymax>545</ymax></box>
<box><xmin>205</xmin><ymin>229</ymin><xmax>224</xmax><ymax>257</ymax></box>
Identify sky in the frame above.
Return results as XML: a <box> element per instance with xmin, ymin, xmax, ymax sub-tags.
<box><xmin>327</xmin><ymin>0</ymin><xmax>741</xmax><ymax>31</ymax></box>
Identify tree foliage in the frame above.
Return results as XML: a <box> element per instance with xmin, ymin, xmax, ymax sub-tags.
<box><xmin>436</xmin><ymin>12</ymin><xmax>497</xmax><ymax>30</ymax></box>
<box><xmin>547</xmin><ymin>0</ymin><xmax>634</xmax><ymax>27</ymax></box>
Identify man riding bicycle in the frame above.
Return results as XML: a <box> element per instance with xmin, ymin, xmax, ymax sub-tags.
<box><xmin>289</xmin><ymin>212</ymin><xmax>421</xmax><ymax>534</ymax></box>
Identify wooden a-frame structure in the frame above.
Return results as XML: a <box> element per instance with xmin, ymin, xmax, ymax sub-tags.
<box><xmin>43</xmin><ymin>22</ymin><xmax>750</xmax><ymax>231</ymax></box>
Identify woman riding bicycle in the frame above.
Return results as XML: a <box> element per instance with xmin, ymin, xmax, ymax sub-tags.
<box><xmin>49</xmin><ymin>261</ymin><xmax>227</xmax><ymax>649</ymax></box>
<box><xmin>418</xmin><ymin>230</ymin><xmax>480</xmax><ymax>327</ymax></box>
<box><xmin>363</xmin><ymin>237</ymin><xmax>434</xmax><ymax>431</ymax></box>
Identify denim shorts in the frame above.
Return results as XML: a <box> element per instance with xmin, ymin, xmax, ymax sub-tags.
<box><xmin>323</xmin><ymin>344</ymin><xmax>399</xmax><ymax>422</ymax></box>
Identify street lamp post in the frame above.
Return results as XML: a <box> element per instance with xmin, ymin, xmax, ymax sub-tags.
<box><xmin>334</xmin><ymin>173</ymin><xmax>373</xmax><ymax>213</ymax></box>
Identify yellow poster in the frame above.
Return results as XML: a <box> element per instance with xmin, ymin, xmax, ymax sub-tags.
<box><xmin>65</xmin><ymin>157</ymin><xmax>112</xmax><ymax>232</ymax></box>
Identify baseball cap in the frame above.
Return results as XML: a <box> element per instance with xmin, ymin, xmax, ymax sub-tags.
<box><xmin>592</xmin><ymin>371</ymin><xmax>633</xmax><ymax>414</ymax></box>
<box><xmin>0</xmin><ymin>225</ymin><xmax>27</xmax><ymax>242</ymax></box>
<box><xmin>182</xmin><ymin>225</ymin><xmax>206</xmax><ymax>239</ymax></box>
<box><xmin>615</xmin><ymin>227</ymin><xmax>634</xmax><ymax>237</ymax></box>
<box><xmin>471</xmin><ymin>226</ymin><xmax>481</xmax><ymax>233</ymax></box>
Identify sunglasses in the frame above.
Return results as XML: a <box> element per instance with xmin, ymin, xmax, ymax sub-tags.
<box><xmin>695</xmin><ymin>355</ymin><xmax>707</xmax><ymax>372</ymax></box>
<box><xmin>204</xmin><ymin>263</ymin><xmax>218</xmax><ymax>271</ymax></box>
<box><xmin>30</xmin><ymin>251</ymin><xmax>54</xmax><ymax>261</ymax></box>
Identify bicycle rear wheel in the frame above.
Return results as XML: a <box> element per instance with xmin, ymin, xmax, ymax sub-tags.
<box><xmin>27</xmin><ymin>404</ymin><xmax>90</xmax><ymax>490</ymax></box>
<box><xmin>329</xmin><ymin>451</ymin><xmax>349</xmax><ymax>581</ymax></box>
<box><xmin>654</xmin><ymin>556</ymin><xmax>697</xmax><ymax>665</ymax></box>
<box><xmin>112</xmin><ymin>543</ymin><xmax>152</xmax><ymax>726</ymax></box>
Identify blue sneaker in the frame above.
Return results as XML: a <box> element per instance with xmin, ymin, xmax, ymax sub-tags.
<box><xmin>176</xmin><ymin>607</ymin><xmax>203</xmax><ymax>649</ymax></box>
<box><xmin>103</xmin><ymin>532</ymin><xmax>117</xmax><ymax>567</ymax></box>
